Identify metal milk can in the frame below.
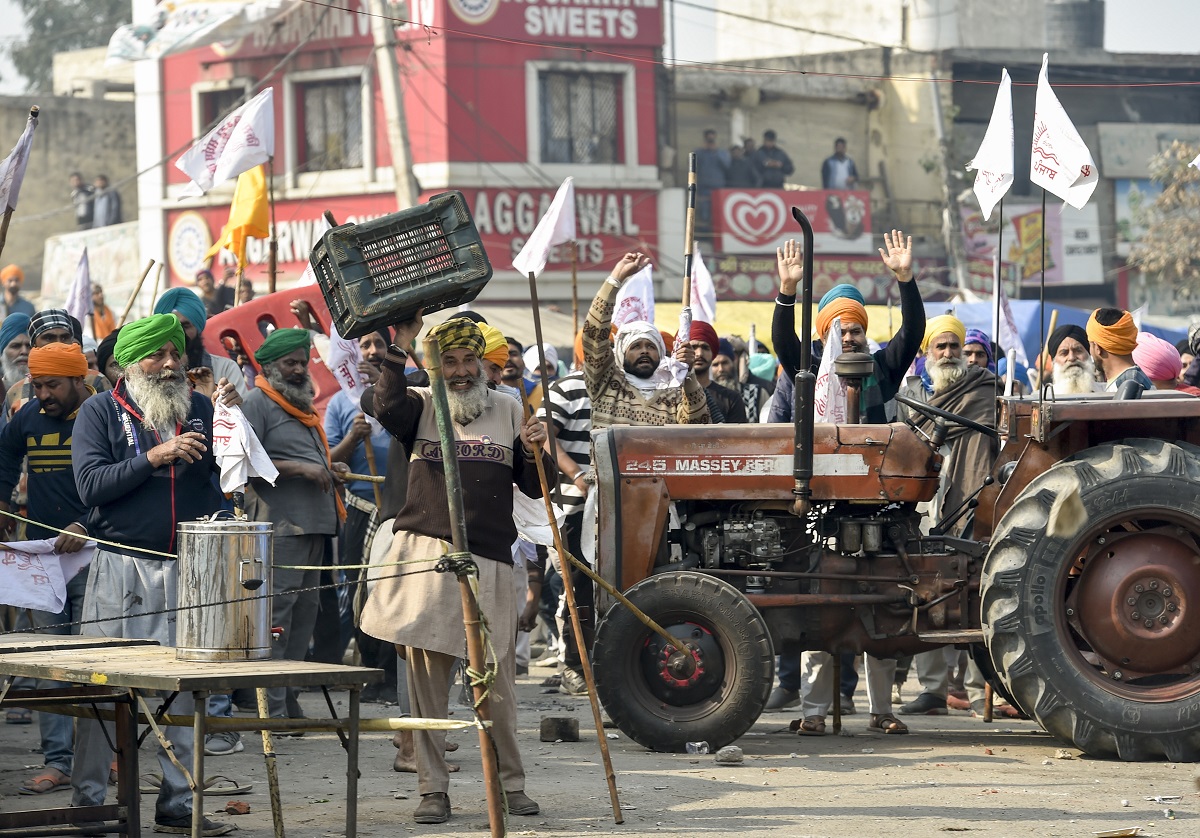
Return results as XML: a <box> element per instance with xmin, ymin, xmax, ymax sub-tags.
<box><xmin>175</xmin><ymin>514</ymin><xmax>272</xmax><ymax>662</ymax></box>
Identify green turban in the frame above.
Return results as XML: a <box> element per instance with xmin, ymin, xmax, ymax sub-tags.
<box><xmin>113</xmin><ymin>314</ymin><xmax>187</xmax><ymax>369</ymax></box>
<box><xmin>255</xmin><ymin>327</ymin><xmax>312</xmax><ymax>365</ymax></box>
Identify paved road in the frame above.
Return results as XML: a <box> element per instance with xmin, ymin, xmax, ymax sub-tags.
<box><xmin>2</xmin><ymin>665</ymin><xmax>1196</xmax><ymax>836</ymax></box>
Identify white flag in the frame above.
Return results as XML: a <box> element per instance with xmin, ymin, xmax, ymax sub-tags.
<box><xmin>814</xmin><ymin>320</ymin><xmax>848</xmax><ymax>423</ymax></box>
<box><xmin>1031</xmin><ymin>54</ymin><xmax>1098</xmax><ymax>209</ymax></box>
<box><xmin>65</xmin><ymin>249</ymin><xmax>92</xmax><ymax>328</ymax></box>
<box><xmin>512</xmin><ymin>177</ymin><xmax>576</xmax><ymax>277</ymax></box>
<box><xmin>995</xmin><ymin>268</ymin><xmax>1028</xmax><ymax>368</ymax></box>
<box><xmin>1190</xmin><ymin>151</ymin><xmax>1200</xmax><ymax>169</ymax></box>
<box><xmin>612</xmin><ymin>264</ymin><xmax>654</xmax><ymax>327</ymax></box>
<box><xmin>691</xmin><ymin>243</ymin><xmax>717</xmax><ymax>324</ymax></box>
<box><xmin>0</xmin><ymin>108</ymin><xmax>37</xmax><ymax>212</ymax></box>
<box><xmin>967</xmin><ymin>69</ymin><xmax>1014</xmax><ymax>221</ymax></box>
<box><xmin>176</xmin><ymin>88</ymin><xmax>275</xmax><ymax>195</ymax></box>
<box><xmin>321</xmin><ymin>323</ymin><xmax>382</xmax><ymax>432</ymax></box>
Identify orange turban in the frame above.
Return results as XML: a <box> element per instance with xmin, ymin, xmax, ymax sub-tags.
<box><xmin>0</xmin><ymin>264</ymin><xmax>24</xmax><ymax>285</ymax></box>
<box><xmin>1086</xmin><ymin>310</ymin><xmax>1138</xmax><ymax>355</ymax></box>
<box><xmin>28</xmin><ymin>343</ymin><xmax>88</xmax><ymax>379</ymax></box>
<box><xmin>815</xmin><ymin>298</ymin><xmax>868</xmax><ymax>342</ymax></box>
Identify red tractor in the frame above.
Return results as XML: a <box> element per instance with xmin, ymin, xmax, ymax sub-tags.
<box><xmin>589</xmin><ymin>210</ymin><xmax>1200</xmax><ymax>761</ymax></box>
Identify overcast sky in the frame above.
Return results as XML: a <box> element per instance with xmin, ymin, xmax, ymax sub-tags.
<box><xmin>0</xmin><ymin>0</ymin><xmax>1193</xmax><ymax>96</ymax></box>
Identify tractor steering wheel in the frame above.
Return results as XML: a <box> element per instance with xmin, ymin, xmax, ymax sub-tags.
<box><xmin>894</xmin><ymin>393</ymin><xmax>999</xmax><ymax>440</ymax></box>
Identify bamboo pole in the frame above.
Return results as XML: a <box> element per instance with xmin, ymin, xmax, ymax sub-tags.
<box><xmin>150</xmin><ymin>262</ymin><xmax>165</xmax><ymax>307</ymax></box>
<box><xmin>681</xmin><ymin>152</ymin><xmax>698</xmax><ymax>333</ymax></box>
<box><xmin>268</xmin><ymin>157</ymin><xmax>278</xmax><ymax>294</ymax></box>
<box><xmin>255</xmin><ymin>688</ymin><xmax>286</xmax><ymax>838</ymax></box>
<box><xmin>423</xmin><ymin>334</ymin><xmax>506</xmax><ymax>838</ymax></box>
<box><xmin>362</xmin><ymin>437</ymin><xmax>384</xmax><ymax>508</ymax></box>
<box><xmin>570</xmin><ymin>241</ymin><xmax>579</xmax><ymax>336</ymax></box>
<box><xmin>117</xmin><ymin>260</ymin><xmax>156</xmax><ymax>327</ymax></box>
<box><xmin>520</xmin><ymin>390</ymin><xmax>622</xmax><ymax>825</ymax></box>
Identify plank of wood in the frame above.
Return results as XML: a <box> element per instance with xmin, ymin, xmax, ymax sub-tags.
<box><xmin>0</xmin><ymin>646</ymin><xmax>384</xmax><ymax>692</ymax></box>
<box><xmin>0</xmin><ymin>634</ymin><xmax>159</xmax><ymax>654</ymax></box>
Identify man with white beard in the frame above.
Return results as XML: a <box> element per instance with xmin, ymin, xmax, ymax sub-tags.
<box><xmin>1047</xmin><ymin>324</ymin><xmax>1100</xmax><ymax>395</ymax></box>
<box><xmin>70</xmin><ymin>313</ymin><xmax>240</xmax><ymax>836</ymax></box>
<box><xmin>0</xmin><ymin>312</ymin><xmax>30</xmax><ymax>390</ymax></box>
<box><xmin>241</xmin><ymin>327</ymin><xmax>350</xmax><ymax>723</ymax></box>
<box><xmin>897</xmin><ymin>315</ymin><xmax>999</xmax><ymax>718</ymax></box>
<box><xmin>360</xmin><ymin>314</ymin><xmax>551</xmax><ymax>825</ymax></box>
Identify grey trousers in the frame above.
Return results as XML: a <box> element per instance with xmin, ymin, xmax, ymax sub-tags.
<box><xmin>266</xmin><ymin>534</ymin><xmax>323</xmax><ymax>718</ymax></box>
<box><xmin>405</xmin><ymin>643</ymin><xmax>525</xmax><ymax>797</ymax></box>
<box><xmin>71</xmin><ymin>551</ymin><xmax>195</xmax><ymax>821</ymax></box>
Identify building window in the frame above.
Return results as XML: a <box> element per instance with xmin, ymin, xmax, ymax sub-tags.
<box><xmin>538</xmin><ymin>71</ymin><xmax>621</xmax><ymax>165</ymax></box>
<box><xmin>198</xmin><ymin>87</ymin><xmax>248</xmax><ymax>131</ymax></box>
<box><xmin>297</xmin><ymin>77</ymin><xmax>364</xmax><ymax>173</ymax></box>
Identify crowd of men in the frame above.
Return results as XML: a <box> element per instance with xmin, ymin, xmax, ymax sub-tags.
<box><xmin>1</xmin><ymin>236</ymin><xmax>1198</xmax><ymax>831</ymax></box>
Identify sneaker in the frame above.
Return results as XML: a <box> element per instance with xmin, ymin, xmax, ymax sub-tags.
<box><xmin>204</xmin><ymin>731</ymin><xmax>244</xmax><ymax>756</ymax></box>
<box><xmin>152</xmin><ymin>815</ymin><xmax>235</xmax><ymax>835</ymax></box>
<box><xmin>891</xmin><ymin>684</ymin><xmax>903</xmax><ymax>706</ymax></box>
<box><xmin>764</xmin><ymin>686</ymin><xmax>800</xmax><ymax>712</ymax></box>
<box><xmin>898</xmin><ymin>693</ymin><xmax>948</xmax><ymax>715</ymax></box>
<box><xmin>558</xmin><ymin>669</ymin><xmax>588</xmax><ymax>696</ymax></box>
<box><xmin>838</xmin><ymin>694</ymin><xmax>857</xmax><ymax>716</ymax></box>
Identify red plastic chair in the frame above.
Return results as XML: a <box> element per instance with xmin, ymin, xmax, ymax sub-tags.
<box><xmin>204</xmin><ymin>284</ymin><xmax>343</xmax><ymax>418</ymax></box>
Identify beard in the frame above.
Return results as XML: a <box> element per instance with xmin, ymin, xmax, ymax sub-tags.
<box><xmin>1053</xmin><ymin>357</ymin><xmax>1098</xmax><ymax>395</ymax></box>
<box><xmin>928</xmin><ymin>356</ymin><xmax>967</xmax><ymax>393</ymax></box>
<box><xmin>623</xmin><ymin>353</ymin><xmax>658</xmax><ymax>380</ymax></box>
<box><xmin>124</xmin><ymin>364</ymin><xmax>192</xmax><ymax>437</ymax></box>
<box><xmin>446</xmin><ymin>367</ymin><xmax>490</xmax><ymax>425</ymax></box>
<box><xmin>713</xmin><ymin>368</ymin><xmax>739</xmax><ymax>389</ymax></box>
<box><xmin>1</xmin><ymin>355</ymin><xmax>27</xmax><ymax>388</ymax></box>
<box><xmin>185</xmin><ymin>333</ymin><xmax>207</xmax><ymax>369</ymax></box>
<box><xmin>264</xmin><ymin>364</ymin><xmax>315</xmax><ymax>412</ymax></box>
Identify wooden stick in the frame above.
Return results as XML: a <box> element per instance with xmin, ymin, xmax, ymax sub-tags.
<box><xmin>520</xmin><ymin>389</ymin><xmax>622</xmax><ymax>825</ymax></box>
<box><xmin>423</xmin><ymin>334</ymin><xmax>506</xmax><ymax>838</ymax></box>
<box><xmin>362</xmin><ymin>437</ymin><xmax>384</xmax><ymax>508</ymax></box>
<box><xmin>682</xmin><ymin>152</ymin><xmax>698</xmax><ymax>310</ymax></box>
<box><xmin>255</xmin><ymin>688</ymin><xmax>286</xmax><ymax>838</ymax></box>
<box><xmin>527</xmin><ymin>270</ymin><xmax>562</xmax><ymax>506</ymax></box>
<box><xmin>150</xmin><ymin>262</ymin><xmax>165</xmax><ymax>307</ymax></box>
<box><xmin>983</xmin><ymin>682</ymin><xmax>994</xmax><ymax>724</ymax></box>
<box><xmin>268</xmin><ymin>157</ymin><xmax>278</xmax><ymax>294</ymax></box>
<box><xmin>571</xmin><ymin>240</ymin><xmax>579</xmax><ymax>336</ymax></box>
<box><xmin>117</xmin><ymin>259</ymin><xmax>156</xmax><ymax>327</ymax></box>
<box><xmin>344</xmin><ymin>471</ymin><xmax>385</xmax><ymax>484</ymax></box>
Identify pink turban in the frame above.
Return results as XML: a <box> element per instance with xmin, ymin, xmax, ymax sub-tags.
<box><xmin>1132</xmin><ymin>332</ymin><xmax>1182</xmax><ymax>382</ymax></box>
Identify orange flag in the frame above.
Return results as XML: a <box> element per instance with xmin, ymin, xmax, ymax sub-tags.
<box><xmin>205</xmin><ymin>163</ymin><xmax>269</xmax><ymax>269</ymax></box>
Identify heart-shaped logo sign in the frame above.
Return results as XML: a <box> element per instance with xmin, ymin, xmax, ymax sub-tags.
<box><xmin>723</xmin><ymin>192</ymin><xmax>787</xmax><ymax>247</ymax></box>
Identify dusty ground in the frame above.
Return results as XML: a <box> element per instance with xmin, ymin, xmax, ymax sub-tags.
<box><xmin>2</xmin><ymin>665</ymin><xmax>1196</xmax><ymax>837</ymax></box>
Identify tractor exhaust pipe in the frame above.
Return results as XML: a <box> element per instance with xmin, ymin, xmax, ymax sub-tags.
<box><xmin>791</xmin><ymin>207</ymin><xmax>815</xmax><ymax>518</ymax></box>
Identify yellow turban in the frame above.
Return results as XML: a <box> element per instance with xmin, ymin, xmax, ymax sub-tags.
<box><xmin>921</xmin><ymin>314</ymin><xmax>966</xmax><ymax>352</ymax></box>
<box><xmin>1086</xmin><ymin>309</ymin><xmax>1138</xmax><ymax>355</ymax></box>
<box><xmin>478</xmin><ymin>322</ymin><xmax>509</xmax><ymax>368</ymax></box>
<box><xmin>815</xmin><ymin>298</ymin><xmax>868</xmax><ymax>342</ymax></box>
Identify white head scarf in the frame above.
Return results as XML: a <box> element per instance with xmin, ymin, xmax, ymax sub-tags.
<box><xmin>523</xmin><ymin>343</ymin><xmax>559</xmax><ymax>384</ymax></box>
<box><xmin>614</xmin><ymin>321</ymin><xmax>686</xmax><ymax>394</ymax></box>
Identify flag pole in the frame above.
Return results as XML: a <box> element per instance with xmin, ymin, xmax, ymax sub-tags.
<box><xmin>526</xmin><ymin>270</ymin><xmax>562</xmax><ymax>505</ymax></box>
<box><xmin>0</xmin><ymin>105</ymin><xmax>38</xmax><ymax>264</ymax></box>
<box><xmin>682</xmin><ymin>152</ymin><xmax>697</xmax><ymax>316</ymax></box>
<box><xmin>150</xmin><ymin>262</ymin><xmax>164</xmax><ymax>309</ymax></box>
<box><xmin>992</xmin><ymin>196</ymin><xmax>1004</xmax><ymax>417</ymax></box>
<box><xmin>571</xmin><ymin>240</ymin><xmax>579</xmax><ymax>336</ymax></box>
<box><xmin>268</xmin><ymin>157</ymin><xmax>278</xmax><ymax>295</ymax></box>
<box><xmin>117</xmin><ymin>259</ymin><xmax>156</xmax><ymax>327</ymax></box>
<box><xmin>1038</xmin><ymin>188</ymin><xmax>1047</xmax><ymax>412</ymax></box>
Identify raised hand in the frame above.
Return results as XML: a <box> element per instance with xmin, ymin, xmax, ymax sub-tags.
<box><xmin>611</xmin><ymin>252</ymin><xmax>651</xmax><ymax>284</ymax></box>
<box><xmin>878</xmin><ymin>229</ymin><xmax>913</xmax><ymax>282</ymax></box>
<box><xmin>776</xmin><ymin>238</ymin><xmax>804</xmax><ymax>296</ymax></box>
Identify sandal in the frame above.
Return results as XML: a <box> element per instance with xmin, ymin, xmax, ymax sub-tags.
<box><xmin>140</xmin><ymin>773</ymin><xmax>252</xmax><ymax>795</ymax></box>
<box><xmin>868</xmin><ymin>713</ymin><xmax>909</xmax><ymax>734</ymax></box>
<box><xmin>20</xmin><ymin>767</ymin><xmax>72</xmax><ymax>795</ymax></box>
<box><xmin>789</xmin><ymin>716</ymin><xmax>826</xmax><ymax>736</ymax></box>
<box><xmin>6</xmin><ymin>707</ymin><xmax>32</xmax><ymax>724</ymax></box>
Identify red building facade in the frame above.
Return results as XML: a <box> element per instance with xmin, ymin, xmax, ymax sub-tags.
<box><xmin>143</xmin><ymin>0</ymin><xmax>665</xmax><ymax>302</ymax></box>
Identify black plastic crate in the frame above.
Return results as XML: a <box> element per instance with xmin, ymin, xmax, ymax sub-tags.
<box><xmin>310</xmin><ymin>191</ymin><xmax>493</xmax><ymax>340</ymax></box>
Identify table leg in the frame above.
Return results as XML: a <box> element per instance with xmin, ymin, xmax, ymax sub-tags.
<box><xmin>116</xmin><ymin>690</ymin><xmax>141</xmax><ymax>837</ymax></box>
<box><xmin>192</xmin><ymin>690</ymin><xmax>207</xmax><ymax>838</ymax></box>
<box><xmin>346</xmin><ymin>687</ymin><xmax>360</xmax><ymax>838</ymax></box>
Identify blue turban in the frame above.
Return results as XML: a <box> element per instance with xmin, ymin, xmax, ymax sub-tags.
<box><xmin>997</xmin><ymin>357</ymin><xmax>1029</xmax><ymax>387</ymax></box>
<box><xmin>0</xmin><ymin>312</ymin><xmax>30</xmax><ymax>351</ymax></box>
<box><xmin>818</xmin><ymin>283</ymin><xmax>867</xmax><ymax>311</ymax></box>
<box><xmin>154</xmin><ymin>287</ymin><xmax>208</xmax><ymax>334</ymax></box>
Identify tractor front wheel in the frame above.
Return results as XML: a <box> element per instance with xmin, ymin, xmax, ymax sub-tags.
<box><xmin>592</xmin><ymin>571</ymin><xmax>774</xmax><ymax>753</ymax></box>
<box><xmin>982</xmin><ymin>439</ymin><xmax>1200</xmax><ymax>761</ymax></box>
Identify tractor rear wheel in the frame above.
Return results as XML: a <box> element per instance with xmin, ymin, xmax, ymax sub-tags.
<box><xmin>982</xmin><ymin>439</ymin><xmax>1200</xmax><ymax>761</ymax></box>
<box><xmin>592</xmin><ymin>571</ymin><xmax>774</xmax><ymax>753</ymax></box>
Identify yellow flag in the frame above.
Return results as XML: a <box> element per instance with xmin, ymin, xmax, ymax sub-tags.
<box><xmin>204</xmin><ymin>164</ymin><xmax>269</xmax><ymax>268</ymax></box>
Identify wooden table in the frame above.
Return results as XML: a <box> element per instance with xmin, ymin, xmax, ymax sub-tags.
<box><xmin>0</xmin><ymin>637</ymin><xmax>382</xmax><ymax>838</ymax></box>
